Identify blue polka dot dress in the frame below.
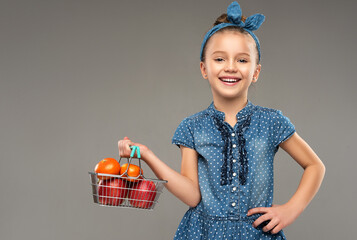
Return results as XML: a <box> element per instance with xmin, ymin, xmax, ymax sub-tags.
<box><xmin>171</xmin><ymin>100</ymin><xmax>296</xmax><ymax>240</ymax></box>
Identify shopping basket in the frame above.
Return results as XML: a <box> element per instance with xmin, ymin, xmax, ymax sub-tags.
<box><xmin>89</xmin><ymin>146</ymin><xmax>167</xmax><ymax>210</ymax></box>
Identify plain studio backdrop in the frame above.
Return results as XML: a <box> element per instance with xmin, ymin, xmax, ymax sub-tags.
<box><xmin>1</xmin><ymin>0</ymin><xmax>356</xmax><ymax>239</ymax></box>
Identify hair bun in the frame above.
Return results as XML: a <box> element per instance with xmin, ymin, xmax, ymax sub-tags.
<box><xmin>213</xmin><ymin>13</ymin><xmax>246</xmax><ymax>26</ymax></box>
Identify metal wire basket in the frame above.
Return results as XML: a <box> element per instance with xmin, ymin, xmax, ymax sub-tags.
<box><xmin>89</xmin><ymin>146</ymin><xmax>167</xmax><ymax>210</ymax></box>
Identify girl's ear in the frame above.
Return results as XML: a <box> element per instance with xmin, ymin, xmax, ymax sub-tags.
<box><xmin>200</xmin><ymin>61</ymin><xmax>208</xmax><ymax>79</ymax></box>
<box><xmin>252</xmin><ymin>64</ymin><xmax>261</xmax><ymax>83</ymax></box>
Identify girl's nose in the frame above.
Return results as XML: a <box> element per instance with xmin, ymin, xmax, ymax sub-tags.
<box><xmin>224</xmin><ymin>60</ymin><xmax>238</xmax><ymax>72</ymax></box>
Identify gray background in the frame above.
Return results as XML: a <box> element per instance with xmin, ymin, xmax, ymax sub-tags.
<box><xmin>1</xmin><ymin>0</ymin><xmax>356</xmax><ymax>239</ymax></box>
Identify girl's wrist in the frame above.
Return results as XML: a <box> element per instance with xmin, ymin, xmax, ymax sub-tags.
<box><xmin>140</xmin><ymin>147</ymin><xmax>153</xmax><ymax>162</ymax></box>
<box><xmin>284</xmin><ymin>201</ymin><xmax>305</xmax><ymax>216</ymax></box>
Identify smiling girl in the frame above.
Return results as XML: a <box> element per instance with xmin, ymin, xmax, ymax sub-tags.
<box><xmin>118</xmin><ymin>1</ymin><xmax>325</xmax><ymax>239</ymax></box>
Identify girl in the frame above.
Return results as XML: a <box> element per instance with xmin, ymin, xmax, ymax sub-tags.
<box><xmin>118</xmin><ymin>1</ymin><xmax>325</xmax><ymax>239</ymax></box>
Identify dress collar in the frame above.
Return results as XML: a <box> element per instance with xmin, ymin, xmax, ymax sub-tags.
<box><xmin>207</xmin><ymin>99</ymin><xmax>256</xmax><ymax>124</ymax></box>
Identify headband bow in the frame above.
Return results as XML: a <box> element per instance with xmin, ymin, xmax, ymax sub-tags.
<box><xmin>200</xmin><ymin>1</ymin><xmax>265</xmax><ymax>62</ymax></box>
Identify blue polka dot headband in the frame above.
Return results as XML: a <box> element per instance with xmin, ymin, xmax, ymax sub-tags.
<box><xmin>200</xmin><ymin>1</ymin><xmax>265</xmax><ymax>62</ymax></box>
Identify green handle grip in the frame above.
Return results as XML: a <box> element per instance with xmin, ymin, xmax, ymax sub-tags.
<box><xmin>129</xmin><ymin>146</ymin><xmax>141</xmax><ymax>159</ymax></box>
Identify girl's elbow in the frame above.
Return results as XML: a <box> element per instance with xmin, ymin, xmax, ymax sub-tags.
<box><xmin>187</xmin><ymin>193</ymin><xmax>201</xmax><ymax>208</ymax></box>
<box><xmin>316</xmin><ymin>158</ymin><xmax>326</xmax><ymax>173</ymax></box>
<box><xmin>321</xmin><ymin>161</ymin><xmax>326</xmax><ymax>170</ymax></box>
<box><xmin>312</xmin><ymin>161</ymin><xmax>326</xmax><ymax>179</ymax></box>
<box><xmin>188</xmin><ymin>199</ymin><xmax>201</xmax><ymax>208</ymax></box>
<box><xmin>320</xmin><ymin>162</ymin><xmax>326</xmax><ymax>176</ymax></box>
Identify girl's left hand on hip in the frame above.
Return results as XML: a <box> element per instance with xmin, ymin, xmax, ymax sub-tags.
<box><xmin>247</xmin><ymin>203</ymin><xmax>300</xmax><ymax>234</ymax></box>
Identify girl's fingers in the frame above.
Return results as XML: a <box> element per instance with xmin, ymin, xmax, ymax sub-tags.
<box><xmin>270</xmin><ymin>223</ymin><xmax>284</xmax><ymax>234</ymax></box>
<box><xmin>252</xmin><ymin>214</ymin><xmax>271</xmax><ymax>228</ymax></box>
<box><xmin>247</xmin><ymin>207</ymin><xmax>268</xmax><ymax>216</ymax></box>
<box><xmin>118</xmin><ymin>138</ymin><xmax>134</xmax><ymax>157</ymax></box>
<box><xmin>263</xmin><ymin>218</ymin><xmax>279</xmax><ymax>232</ymax></box>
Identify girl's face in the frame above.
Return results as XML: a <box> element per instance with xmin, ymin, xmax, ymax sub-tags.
<box><xmin>200</xmin><ymin>31</ymin><xmax>261</xmax><ymax>101</ymax></box>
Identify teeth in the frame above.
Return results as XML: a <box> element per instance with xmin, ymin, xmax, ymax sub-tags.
<box><xmin>221</xmin><ymin>78</ymin><xmax>238</xmax><ymax>82</ymax></box>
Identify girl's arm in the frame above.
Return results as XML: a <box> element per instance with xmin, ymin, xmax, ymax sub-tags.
<box><xmin>247</xmin><ymin>132</ymin><xmax>326</xmax><ymax>234</ymax></box>
<box><xmin>118</xmin><ymin>137</ymin><xmax>201</xmax><ymax>207</ymax></box>
<box><xmin>277</xmin><ymin>132</ymin><xmax>325</xmax><ymax>213</ymax></box>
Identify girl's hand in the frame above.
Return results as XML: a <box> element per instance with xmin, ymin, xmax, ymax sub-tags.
<box><xmin>118</xmin><ymin>137</ymin><xmax>149</xmax><ymax>160</ymax></box>
<box><xmin>247</xmin><ymin>203</ymin><xmax>301</xmax><ymax>234</ymax></box>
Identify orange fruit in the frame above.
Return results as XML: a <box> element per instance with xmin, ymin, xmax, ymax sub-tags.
<box><xmin>119</xmin><ymin>163</ymin><xmax>143</xmax><ymax>182</ymax></box>
<box><xmin>95</xmin><ymin>158</ymin><xmax>120</xmax><ymax>180</ymax></box>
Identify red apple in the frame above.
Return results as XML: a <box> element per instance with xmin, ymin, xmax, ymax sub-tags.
<box><xmin>129</xmin><ymin>180</ymin><xmax>157</xmax><ymax>209</ymax></box>
<box><xmin>98</xmin><ymin>178</ymin><xmax>128</xmax><ymax>206</ymax></box>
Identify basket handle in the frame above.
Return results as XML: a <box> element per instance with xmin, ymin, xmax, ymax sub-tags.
<box><xmin>119</xmin><ymin>145</ymin><xmax>144</xmax><ymax>178</ymax></box>
<box><xmin>126</xmin><ymin>145</ymin><xmax>144</xmax><ymax>178</ymax></box>
<box><xmin>119</xmin><ymin>145</ymin><xmax>141</xmax><ymax>164</ymax></box>
<box><xmin>130</xmin><ymin>145</ymin><xmax>141</xmax><ymax>159</ymax></box>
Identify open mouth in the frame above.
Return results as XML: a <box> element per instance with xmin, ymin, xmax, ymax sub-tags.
<box><xmin>219</xmin><ymin>78</ymin><xmax>241</xmax><ymax>83</ymax></box>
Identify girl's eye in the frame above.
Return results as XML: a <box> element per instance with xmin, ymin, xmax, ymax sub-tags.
<box><xmin>214</xmin><ymin>58</ymin><xmax>248</xmax><ymax>63</ymax></box>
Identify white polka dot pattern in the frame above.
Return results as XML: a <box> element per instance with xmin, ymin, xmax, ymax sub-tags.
<box><xmin>171</xmin><ymin>100</ymin><xmax>296</xmax><ymax>239</ymax></box>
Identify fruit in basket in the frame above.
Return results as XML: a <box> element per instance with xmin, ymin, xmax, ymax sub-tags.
<box><xmin>98</xmin><ymin>178</ymin><xmax>128</xmax><ymax>206</ymax></box>
<box><xmin>119</xmin><ymin>163</ymin><xmax>144</xmax><ymax>182</ymax></box>
<box><xmin>129</xmin><ymin>180</ymin><xmax>157</xmax><ymax>209</ymax></box>
<box><xmin>95</xmin><ymin>158</ymin><xmax>120</xmax><ymax>180</ymax></box>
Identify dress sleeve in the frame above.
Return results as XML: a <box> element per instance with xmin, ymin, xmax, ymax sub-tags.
<box><xmin>172</xmin><ymin>117</ymin><xmax>195</xmax><ymax>149</ymax></box>
<box><xmin>272</xmin><ymin>110</ymin><xmax>296</xmax><ymax>148</ymax></box>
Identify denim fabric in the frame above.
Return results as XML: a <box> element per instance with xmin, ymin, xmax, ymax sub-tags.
<box><xmin>172</xmin><ymin>100</ymin><xmax>295</xmax><ymax>240</ymax></box>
